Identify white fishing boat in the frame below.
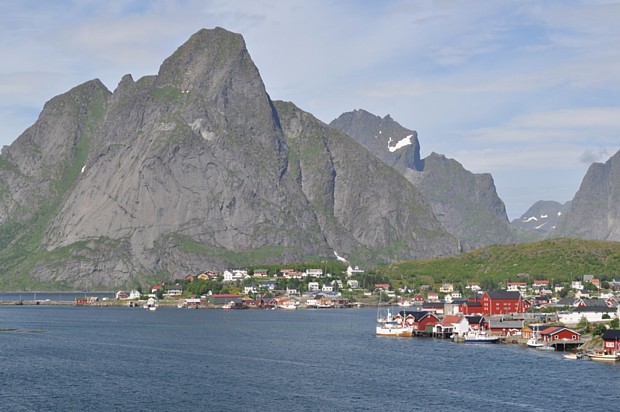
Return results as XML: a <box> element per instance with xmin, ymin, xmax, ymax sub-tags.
<box><xmin>527</xmin><ymin>337</ymin><xmax>545</xmax><ymax>348</ymax></box>
<box><xmin>562</xmin><ymin>352</ymin><xmax>583</xmax><ymax>360</ymax></box>
<box><xmin>586</xmin><ymin>351</ymin><xmax>620</xmax><ymax>362</ymax></box>
<box><xmin>463</xmin><ymin>329</ymin><xmax>499</xmax><ymax>344</ymax></box>
<box><xmin>376</xmin><ymin>309</ymin><xmax>413</xmax><ymax>337</ymax></box>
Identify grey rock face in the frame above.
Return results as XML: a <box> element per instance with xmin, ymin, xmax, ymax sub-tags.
<box><xmin>0</xmin><ymin>28</ymin><xmax>460</xmax><ymax>289</ymax></box>
<box><xmin>552</xmin><ymin>150</ymin><xmax>620</xmax><ymax>241</ymax></box>
<box><xmin>330</xmin><ymin>109</ymin><xmax>422</xmax><ymax>172</ymax></box>
<box><xmin>330</xmin><ymin>110</ymin><xmax>514</xmax><ymax>249</ymax></box>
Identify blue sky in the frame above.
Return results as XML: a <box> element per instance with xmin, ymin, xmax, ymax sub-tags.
<box><xmin>1</xmin><ymin>0</ymin><xmax>619</xmax><ymax>219</ymax></box>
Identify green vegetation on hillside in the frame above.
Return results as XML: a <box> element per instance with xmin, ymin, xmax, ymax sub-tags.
<box><xmin>377</xmin><ymin>238</ymin><xmax>620</xmax><ymax>290</ymax></box>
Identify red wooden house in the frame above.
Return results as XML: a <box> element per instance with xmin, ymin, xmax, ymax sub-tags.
<box><xmin>602</xmin><ymin>330</ymin><xmax>620</xmax><ymax>354</ymax></box>
<box><xmin>396</xmin><ymin>311</ymin><xmax>440</xmax><ymax>334</ymax></box>
<box><xmin>412</xmin><ymin>293</ymin><xmax>425</xmax><ymax>305</ymax></box>
<box><xmin>459</xmin><ymin>300</ymin><xmax>483</xmax><ymax>315</ymax></box>
<box><xmin>480</xmin><ymin>290</ymin><xmax>526</xmax><ymax>315</ymax></box>
<box><xmin>539</xmin><ymin>326</ymin><xmax>580</xmax><ymax>343</ymax></box>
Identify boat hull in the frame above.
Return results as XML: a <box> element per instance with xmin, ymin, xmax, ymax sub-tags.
<box><xmin>376</xmin><ymin>325</ymin><xmax>413</xmax><ymax>337</ymax></box>
<box><xmin>464</xmin><ymin>337</ymin><xmax>499</xmax><ymax>344</ymax></box>
<box><xmin>587</xmin><ymin>353</ymin><xmax>620</xmax><ymax>362</ymax></box>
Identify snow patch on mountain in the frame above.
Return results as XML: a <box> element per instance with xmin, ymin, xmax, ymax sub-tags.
<box><xmin>387</xmin><ymin>134</ymin><xmax>414</xmax><ymax>152</ymax></box>
<box><xmin>334</xmin><ymin>251</ymin><xmax>347</xmax><ymax>262</ymax></box>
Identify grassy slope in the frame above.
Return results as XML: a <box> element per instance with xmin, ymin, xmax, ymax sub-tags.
<box><xmin>378</xmin><ymin>238</ymin><xmax>620</xmax><ymax>289</ymax></box>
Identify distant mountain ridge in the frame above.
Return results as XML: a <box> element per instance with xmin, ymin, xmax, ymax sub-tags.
<box><xmin>0</xmin><ymin>28</ymin><xmax>459</xmax><ymax>289</ymax></box>
<box><xmin>511</xmin><ymin>200</ymin><xmax>569</xmax><ymax>233</ymax></box>
<box><xmin>330</xmin><ymin>109</ymin><xmax>515</xmax><ymax>249</ymax></box>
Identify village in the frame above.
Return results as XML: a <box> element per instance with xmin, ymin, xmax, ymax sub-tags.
<box><xmin>101</xmin><ymin>266</ymin><xmax>620</xmax><ymax>361</ymax></box>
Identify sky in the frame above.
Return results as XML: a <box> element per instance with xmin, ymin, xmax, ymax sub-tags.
<box><xmin>1</xmin><ymin>0</ymin><xmax>619</xmax><ymax>219</ymax></box>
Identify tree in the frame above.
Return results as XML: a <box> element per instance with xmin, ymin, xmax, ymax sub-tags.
<box><xmin>592</xmin><ymin>323</ymin><xmax>607</xmax><ymax>336</ymax></box>
<box><xmin>610</xmin><ymin>318</ymin><xmax>619</xmax><ymax>329</ymax></box>
<box><xmin>576</xmin><ymin>316</ymin><xmax>589</xmax><ymax>332</ymax></box>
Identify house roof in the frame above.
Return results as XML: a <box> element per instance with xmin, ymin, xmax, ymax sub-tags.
<box><xmin>556</xmin><ymin>297</ymin><xmax>578</xmax><ymax>306</ymax></box>
<box><xmin>540</xmin><ymin>326</ymin><xmax>579</xmax><ymax>337</ymax></box>
<box><xmin>573</xmin><ymin>306</ymin><xmax>616</xmax><ymax>313</ymax></box>
<box><xmin>399</xmin><ymin>311</ymin><xmax>433</xmax><ymax>321</ymax></box>
<box><xmin>580</xmin><ymin>298</ymin><xmax>609</xmax><ymax>307</ymax></box>
<box><xmin>440</xmin><ymin>315</ymin><xmax>463</xmax><ymax>326</ymax></box>
<box><xmin>465</xmin><ymin>316</ymin><xmax>484</xmax><ymax>325</ymax></box>
<box><xmin>423</xmin><ymin>302</ymin><xmax>445</xmax><ymax>308</ymax></box>
<box><xmin>488</xmin><ymin>320</ymin><xmax>523</xmax><ymax>329</ymax></box>
<box><xmin>602</xmin><ymin>330</ymin><xmax>620</xmax><ymax>340</ymax></box>
<box><xmin>463</xmin><ymin>301</ymin><xmax>483</xmax><ymax>307</ymax></box>
<box><xmin>486</xmin><ymin>290</ymin><xmax>522</xmax><ymax>300</ymax></box>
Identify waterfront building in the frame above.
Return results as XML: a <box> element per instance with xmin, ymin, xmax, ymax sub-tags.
<box><xmin>480</xmin><ymin>290</ymin><xmax>526</xmax><ymax>315</ymax></box>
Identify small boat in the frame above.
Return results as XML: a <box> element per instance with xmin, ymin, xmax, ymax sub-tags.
<box><xmin>527</xmin><ymin>337</ymin><xmax>545</xmax><ymax>348</ymax></box>
<box><xmin>277</xmin><ymin>302</ymin><xmax>298</xmax><ymax>310</ymax></box>
<box><xmin>586</xmin><ymin>351</ymin><xmax>620</xmax><ymax>362</ymax></box>
<box><xmin>143</xmin><ymin>297</ymin><xmax>158</xmax><ymax>311</ymax></box>
<box><xmin>536</xmin><ymin>344</ymin><xmax>555</xmax><ymax>351</ymax></box>
<box><xmin>462</xmin><ymin>329</ymin><xmax>499</xmax><ymax>344</ymax></box>
<box><xmin>563</xmin><ymin>352</ymin><xmax>583</xmax><ymax>360</ymax></box>
<box><xmin>376</xmin><ymin>308</ymin><xmax>413</xmax><ymax>337</ymax></box>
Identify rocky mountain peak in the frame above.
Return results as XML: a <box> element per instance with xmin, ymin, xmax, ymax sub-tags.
<box><xmin>330</xmin><ymin>109</ymin><xmax>421</xmax><ymax>172</ymax></box>
<box><xmin>330</xmin><ymin>109</ymin><xmax>513</xmax><ymax>249</ymax></box>
<box><xmin>156</xmin><ymin>27</ymin><xmax>248</xmax><ymax>89</ymax></box>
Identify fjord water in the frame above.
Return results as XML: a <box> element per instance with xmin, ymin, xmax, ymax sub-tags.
<box><xmin>0</xmin><ymin>307</ymin><xmax>617</xmax><ymax>411</ymax></box>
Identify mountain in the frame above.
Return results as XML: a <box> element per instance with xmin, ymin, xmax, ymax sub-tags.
<box><xmin>551</xmin><ymin>149</ymin><xmax>620</xmax><ymax>241</ymax></box>
<box><xmin>0</xmin><ymin>28</ymin><xmax>459</xmax><ymax>289</ymax></box>
<box><xmin>511</xmin><ymin>200</ymin><xmax>569</xmax><ymax>233</ymax></box>
<box><xmin>330</xmin><ymin>109</ymin><xmax>514</xmax><ymax>249</ymax></box>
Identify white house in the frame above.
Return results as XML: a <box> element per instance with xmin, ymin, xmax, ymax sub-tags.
<box><xmin>223</xmin><ymin>270</ymin><xmax>248</xmax><ymax>282</ymax></box>
<box><xmin>453</xmin><ymin>317</ymin><xmax>472</xmax><ymax>337</ymax></box>
<box><xmin>306</xmin><ymin>269</ymin><xmax>323</xmax><ymax>277</ymax></box>
<box><xmin>244</xmin><ymin>284</ymin><xmax>259</xmax><ymax>294</ymax></box>
<box><xmin>308</xmin><ymin>282</ymin><xmax>320</xmax><ymax>292</ymax></box>
<box><xmin>322</xmin><ymin>284</ymin><xmax>333</xmax><ymax>292</ymax></box>
<box><xmin>166</xmin><ymin>285</ymin><xmax>183</xmax><ymax>296</ymax></box>
<box><xmin>571</xmin><ymin>281</ymin><xmax>584</xmax><ymax>290</ymax></box>
<box><xmin>346</xmin><ymin>266</ymin><xmax>364</xmax><ymax>277</ymax></box>
<box><xmin>347</xmin><ymin>279</ymin><xmax>359</xmax><ymax>289</ymax></box>
<box><xmin>558</xmin><ymin>306</ymin><xmax>618</xmax><ymax>325</ymax></box>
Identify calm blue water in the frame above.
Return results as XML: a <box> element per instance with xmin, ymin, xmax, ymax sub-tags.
<box><xmin>0</xmin><ymin>307</ymin><xmax>618</xmax><ymax>411</ymax></box>
<box><xmin>0</xmin><ymin>292</ymin><xmax>115</xmax><ymax>302</ymax></box>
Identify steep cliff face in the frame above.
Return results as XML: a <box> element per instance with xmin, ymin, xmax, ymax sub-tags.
<box><xmin>0</xmin><ymin>28</ymin><xmax>459</xmax><ymax>289</ymax></box>
<box><xmin>552</xmin><ymin>150</ymin><xmax>620</xmax><ymax>241</ymax></box>
<box><xmin>0</xmin><ymin>80</ymin><xmax>110</xmax><ymax>223</ymax></box>
<box><xmin>330</xmin><ymin>110</ymin><xmax>514</xmax><ymax>249</ymax></box>
<box><xmin>276</xmin><ymin>102</ymin><xmax>459</xmax><ymax>262</ymax></box>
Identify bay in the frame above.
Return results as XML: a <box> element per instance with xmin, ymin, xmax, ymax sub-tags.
<box><xmin>0</xmin><ymin>307</ymin><xmax>618</xmax><ymax>411</ymax></box>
